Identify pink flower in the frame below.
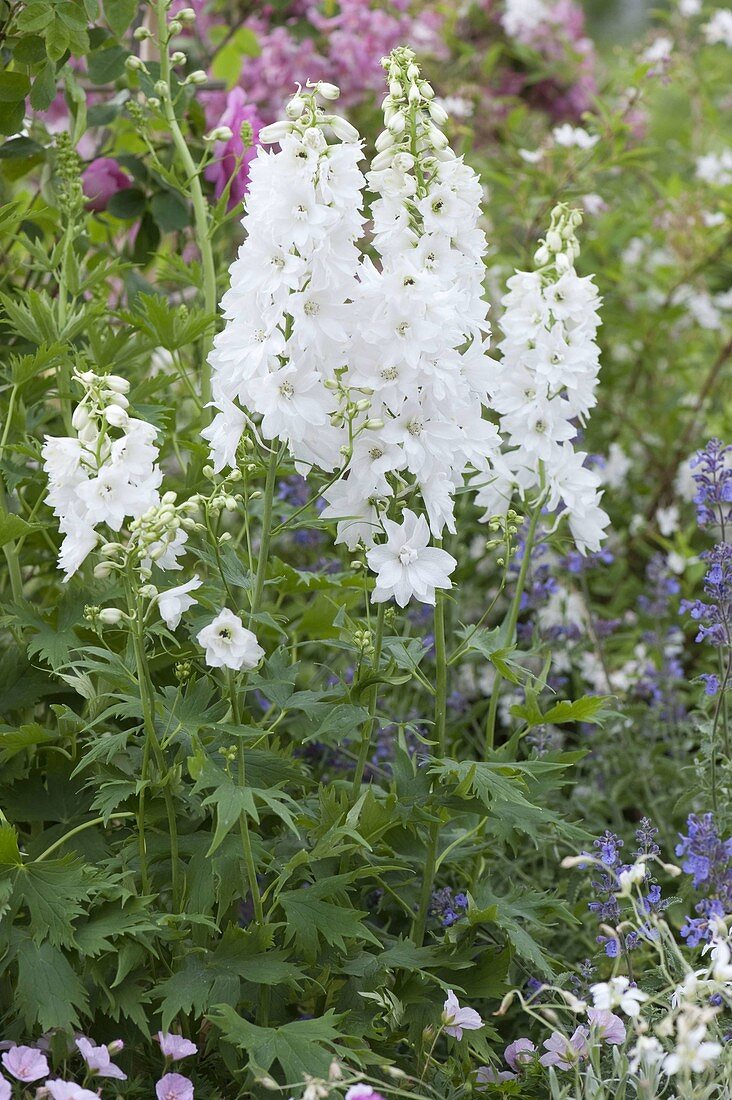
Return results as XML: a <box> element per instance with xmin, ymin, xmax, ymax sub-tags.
<box><xmin>0</xmin><ymin>1076</ymin><xmax>10</xmax><ymax>1100</ymax></box>
<box><xmin>81</xmin><ymin>158</ymin><xmax>132</xmax><ymax>213</ymax></box>
<box><xmin>1</xmin><ymin>1045</ymin><xmax>49</xmax><ymax>1082</ymax></box>
<box><xmin>204</xmin><ymin>88</ymin><xmax>262</xmax><ymax>210</ymax></box>
<box><xmin>504</xmin><ymin>1037</ymin><xmax>537</xmax><ymax>1070</ymax></box>
<box><xmin>475</xmin><ymin>1065</ymin><xmax>516</xmax><ymax>1083</ymax></box>
<box><xmin>540</xmin><ymin>1027</ymin><xmax>589</xmax><ymax>1070</ymax></box>
<box><xmin>156</xmin><ymin>1033</ymin><xmax>198</xmax><ymax>1061</ymax></box>
<box><xmin>587</xmin><ymin>1009</ymin><xmax>626</xmax><ymax>1045</ymax></box>
<box><xmin>441</xmin><ymin>989</ymin><xmax>483</xmax><ymax>1040</ymax></box>
<box><xmin>44</xmin><ymin>1082</ymin><xmax>101</xmax><ymax>1100</ymax></box>
<box><xmin>345</xmin><ymin>1087</ymin><xmax>386</xmax><ymax>1100</ymax></box>
<box><xmin>75</xmin><ymin>1037</ymin><xmax>126</xmax><ymax>1080</ymax></box>
<box><xmin>156</xmin><ymin>1072</ymin><xmax>194</xmax><ymax>1100</ymax></box>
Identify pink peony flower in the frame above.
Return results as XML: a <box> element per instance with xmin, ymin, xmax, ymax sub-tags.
<box><xmin>156</xmin><ymin>1033</ymin><xmax>198</xmax><ymax>1061</ymax></box>
<box><xmin>504</xmin><ymin>1037</ymin><xmax>537</xmax><ymax>1070</ymax></box>
<box><xmin>587</xmin><ymin>1009</ymin><xmax>626</xmax><ymax>1045</ymax></box>
<box><xmin>1</xmin><ymin>1045</ymin><xmax>49</xmax><ymax>1082</ymax></box>
<box><xmin>44</xmin><ymin>1081</ymin><xmax>101</xmax><ymax>1100</ymax></box>
<box><xmin>75</xmin><ymin>1037</ymin><xmax>126</xmax><ymax>1080</ymax></box>
<box><xmin>156</xmin><ymin>1072</ymin><xmax>194</xmax><ymax>1100</ymax></box>
<box><xmin>540</xmin><ymin>1026</ymin><xmax>589</xmax><ymax>1070</ymax></box>
<box><xmin>442</xmin><ymin>989</ymin><xmax>483</xmax><ymax>1040</ymax></box>
<box><xmin>82</xmin><ymin>158</ymin><xmax>132</xmax><ymax>213</ymax></box>
<box><xmin>204</xmin><ymin>88</ymin><xmax>262</xmax><ymax>210</ymax></box>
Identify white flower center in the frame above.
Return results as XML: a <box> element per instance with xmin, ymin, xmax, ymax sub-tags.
<box><xmin>280</xmin><ymin>381</ymin><xmax>294</xmax><ymax>399</ymax></box>
<box><xmin>381</xmin><ymin>366</ymin><xmax>398</xmax><ymax>381</ymax></box>
<box><xmin>398</xmin><ymin>543</ymin><xmax>418</xmax><ymax>565</ymax></box>
<box><xmin>396</xmin><ymin>321</ymin><xmax>410</xmax><ymax>337</ymax></box>
<box><xmin>406</xmin><ymin>418</ymin><xmax>423</xmax><ymax>437</ymax></box>
<box><xmin>304</xmin><ymin>300</ymin><xmax>320</xmax><ymax>316</ymax></box>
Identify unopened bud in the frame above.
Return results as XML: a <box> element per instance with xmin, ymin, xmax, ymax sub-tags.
<box><xmin>168</xmin><ymin>19</ymin><xmax>182</xmax><ymax>34</ymax></box>
<box><xmin>187</xmin><ymin>69</ymin><xmax>207</xmax><ymax>85</ymax></box>
<box><xmin>94</xmin><ymin>561</ymin><xmax>114</xmax><ymax>579</ymax></box>
<box><xmin>125</xmin><ymin>55</ymin><xmax>145</xmax><ymax>71</ymax></box>
<box><xmin>317</xmin><ymin>81</ymin><xmax>340</xmax><ymax>100</ymax></box>
<box><xmin>99</xmin><ymin>607</ymin><xmax>125</xmax><ymax>625</ymax></box>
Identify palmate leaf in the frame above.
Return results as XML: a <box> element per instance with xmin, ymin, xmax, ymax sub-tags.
<box><xmin>13</xmin><ymin>935</ymin><xmax>90</xmax><ymax>1031</ymax></box>
<box><xmin>208</xmin><ymin>1005</ymin><xmax>349</xmax><ymax>1082</ymax></box>
<box><xmin>13</xmin><ymin>856</ymin><xmax>94</xmax><ymax>947</ymax></box>
<box><xmin>471</xmin><ymin>885</ymin><xmax>578</xmax><ymax>978</ymax></box>
<box><xmin>278</xmin><ymin>890</ymin><xmax>381</xmax><ymax>959</ymax></box>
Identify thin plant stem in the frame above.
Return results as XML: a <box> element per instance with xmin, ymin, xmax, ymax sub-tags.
<box><xmin>156</xmin><ymin>0</ymin><xmax>216</xmax><ymax>406</ymax></box>
<box><xmin>485</xmin><ymin>491</ymin><xmax>544</xmax><ymax>756</ymax></box>
<box><xmin>412</xmin><ymin>590</ymin><xmax>447</xmax><ymax>946</ymax></box>
<box><xmin>249</xmin><ymin>447</ymin><xmax>280</xmax><ymax>619</ymax></box>
<box><xmin>35</xmin><ymin>813</ymin><xmax>135</xmax><ymax>862</ymax></box>
<box><xmin>130</xmin><ymin>589</ymin><xmax>182</xmax><ymax>908</ymax></box>
<box><xmin>351</xmin><ymin>603</ymin><xmax>387</xmax><ymax>796</ymax></box>
<box><xmin>228</xmin><ymin>670</ymin><xmax>265</xmax><ymax>926</ymax></box>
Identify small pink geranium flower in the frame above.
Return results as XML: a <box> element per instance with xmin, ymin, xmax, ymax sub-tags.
<box><xmin>156</xmin><ymin>1072</ymin><xmax>194</xmax><ymax>1100</ymax></box>
<box><xmin>44</xmin><ymin>1081</ymin><xmax>101</xmax><ymax>1100</ymax></box>
<box><xmin>1</xmin><ymin>1045</ymin><xmax>49</xmax><ymax>1082</ymax></box>
<box><xmin>156</xmin><ymin>1033</ymin><xmax>198</xmax><ymax>1061</ymax></box>
<box><xmin>345</xmin><ymin>1086</ymin><xmax>386</xmax><ymax>1100</ymax></box>
<box><xmin>504</xmin><ymin>1037</ymin><xmax>537</xmax><ymax>1070</ymax></box>
<box><xmin>540</xmin><ymin>1026</ymin><xmax>589</xmax><ymax>1070</ymax></box>
<box><xmin>0</xmin><ymin>1075</ymin><xmax>10</xmax><ymax>1100</ymax></box>
<box><xmin>75</xmin><ymin>1037</ymin><xmax>126</xmax><ymax>1080</ymax></box>
<box><xmin>587</xmin><ymin>1008</ymin><xmax>626</xmax><ymax>1045</ymax></box>
<box><xmin>441</xmin><ymin>989</ymin><xmax>483</xmax><ymax>1040</ymax></box>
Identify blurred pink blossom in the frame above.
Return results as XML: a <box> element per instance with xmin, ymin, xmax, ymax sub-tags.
<box><xmin>156</xmin><ymin>1072</ymin><xmax>194</xmax><ymax>1100</ymax></box>
<box><xmin>204</xmin><ymin>88</ymin><xmax>263</xmax><ymax>209</ymax></box>
<box><xmin>1</xmin><ymin>1045</ymin><xmax>49</xmax><ymax>1083</ymax></box>
<box><xmin>82</xmin><ymin>158</ymin><xmax>132</xmax><ymax>213</ymax></box>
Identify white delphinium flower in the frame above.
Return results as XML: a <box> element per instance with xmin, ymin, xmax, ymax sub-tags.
<box><xmin>695</xmin><ymin>149</ymin><xmax>732</xmax><ymax>187</ymax></box>
<box><xmin>663</xmin><ymin>1006</ymin><xmax>722</xmax><ymax>1076</ymax></box>
<box><xmin>366</xmin><ymin>510</ymin><xmax>457</xmax><ymax>607</ymax></box>
<box><xmin>158</xmin><ymin>577</ymin><xmax>202</xmax><ymax>630</ymax></box>
<box><xmin>204</xmin><ymin>82</ymin><xmax>366</xmax><ymax>474</ymax></box>
<box><xmin>703</xmin><ymin>9</ymin><xmax>732</xmax><ymax>47</ymax></box>
<box><xmin>196</xmin><ymin>609</ymin><xmax>264</xmax><ymax>670</ymax></box>
<box><xmin>552</xmin><ymin>125</ymin><xmax>599</xmax><ymax>150</ymax></box>
<box><xmin>327</xmin><ymin>47</ymin><xmax>499</xmax><ymax>604</ymax></box>
<box><xmin>501</xmin><ymin>0</ymin><xmax>550</xmax><ymax>39</ymax></box>
<box><xmin>43</xmin><ymin>370</ymin><xmax>163</xmax><ymax>578</ymax></box>
<box><xmin>590</xmin><ymin>977</ymin><xmax>648</xmax><ymax>1018</ymax></box>
<box><xmin>474</xmin><ymin>205</ymin><xmax>610</xmax><ymax>554</ymax></box>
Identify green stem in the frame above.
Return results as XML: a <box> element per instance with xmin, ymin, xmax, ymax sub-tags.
<box><xmin>351</xmin><ymin>603</ymin><xmax>386</xmax><ymax>796</ymax></box>
<box><xmin>0</xmin><ymin>479</ymin><xmax>23</xmax><ymax>605</ymax></box>
<box><xmin>249</xmin><ymin>448</ymin><xmax>279</xmax><ymax>619</ymax></box>
<box><xmin>156</xmin><ymin>0</ymin><xmax>216</xmax><ymax>406</ymax></box>
<box><xmin>485</xmin><ymin>493</ymin><xmax>544</xmax><ymax>756</ymax></box>
<box><xmin>228</xmin><ymin>671</ymin><xmax>264</xmax><ymax>926</ymax></box>
<box><xmin>130</xmin><ymin>596</ymin><xmax>182</xmax><ymax>908</ymax></box>
<box><xmin>412</xmin><ymin>591</ymin><xmax>447</xmax><ymax>946</ymax></box>
<box><xmin>35</xmin><ymin>813</ymin><xmax>135</xmax><ymax>862</ymax></box>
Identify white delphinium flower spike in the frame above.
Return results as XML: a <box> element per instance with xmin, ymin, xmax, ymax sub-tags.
<box><xmin>43</xmin><ymin>370</ymin><xmax>163</xmax><ymax>579</ymax></box>
<box><xmin>203</xmin><ymin>82</ymin><xmax>366</xmax><ymax>474</ymax></box>
<box><xmin>474</xmin><ymin>204</ymin><xmax>610</xmax><ymax>553</ymax></box>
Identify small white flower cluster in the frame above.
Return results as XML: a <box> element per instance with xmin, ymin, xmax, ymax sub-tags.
<box><xmin>703</xmin><ymin>8</ymin><xmax>732</xmax><ymax>48</ymax></box>
<box><xmin>501</xmin><ymin>0</ymin><xmax>551</xmax><ymax>39</ymax></box>
<box><xmin>695</xmin><ymin>148</ymin><xmax>732</xmax><ymax>187</ymax></box>
<box><xmin>475</xmin><ymin>205</ymin><xmax>610</xmax><ymax>554</ymax></box>
<box><xmin>42</xmin><ymin>370</ymin><xmax>162</xmax><ymax>578</ymax></box>
<box><xmin>323</xmin><ymin>46</ymin><xmax>499</xmax><ymax>602</ymax></box>
<box><xmin>203</xmin><ymin>81</ymin><xmax>366</xmax><ymax>474</ymax></box>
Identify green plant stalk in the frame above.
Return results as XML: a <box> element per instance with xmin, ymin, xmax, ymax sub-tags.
<box><xmin>249</xmin><ymin>447</ymin><xmax>280</xmax><ymax>619</ymax></box>
<box><xmin>130</xmin><ymin>593</ymin><xmax>182</xmax><ymax>908</ymax></box>
<box><xmin>156</xmin><ymin>0</ymin><xmax>216</xmax><ymax>406</ymax></box>
<box><xmin>484</xmin><ymin>492</ymin><xmax>544</xmax><ymax>756</ymax></box>
<box><xmin>0</xmin><ymin>479</ymin><xmax>23</xmax><ymax>604</ymax></box>
<box><xmin>351</xmin><ymin>602</ymin><xmax>386</xmax><ymax>796</ymax></box>
<box><xmin>35</xmin><ymin>813</ymin><xmax>136</xmax><ymax>862</ymax></box>
<box><xmin>412</xmin><ymin>590</ymin><xmax>447</xmax><ymax>946</ymax></box>
<box><xmin>228</xmin><ymin>670</ymin><xmax>265</xmax><ymax>926</ymax></box>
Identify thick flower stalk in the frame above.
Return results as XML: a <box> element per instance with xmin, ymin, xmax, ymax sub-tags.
<box><xmin>203</xmin><ymin>81</ymin><xmax>367</xmax><ymax>474</ymax></box>
<box><xmin>323</xmin><ymin>46</ymin><xmax>499</xmax><ymax>603</ymax></box>
<box><xmin>475</xmin><ymin>204</ymin><xmax>610</xmax><ymax>555</ymax></box>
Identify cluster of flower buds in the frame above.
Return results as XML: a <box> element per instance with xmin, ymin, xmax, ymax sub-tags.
<box><xmin>372</xmin><ymin>46</ymin><xmax>448</xmax><ymax>174</ymax></box>
<box><xmin>534</xmin><ymin>204</ymin><xmax>583</xmax><ymax>273</ymax></box>
<box><xmin>95</xmin><ymin>491</ymin><xmax>198</xmax><ymax>582</ymax></box>
<box><xmin>258</xmin><ymin>80</ymin><xmax>359</xmax><ymax>146</ymax></box>
<box><xmin>71</xmin><ymin>369</ymin><xmax>131</xmax><ymax>440</ymax></box>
